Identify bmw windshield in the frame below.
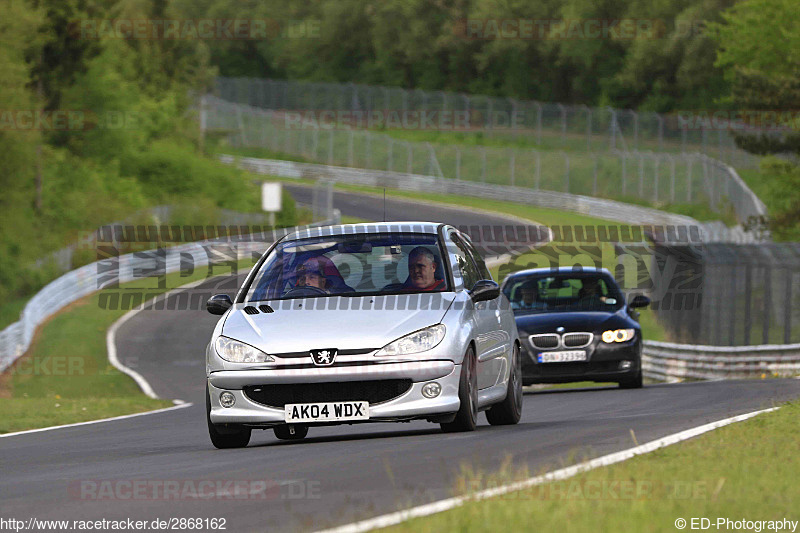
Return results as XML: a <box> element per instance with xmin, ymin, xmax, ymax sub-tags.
<box><xmin>503</xmin><ymin>273</ymin><xmax>624</xmax><ymax>314</ymax></box>
<box><xmin>244</xmin><ymin>233</ymin><xmax>451</xmax><ymax>301</ymax></box>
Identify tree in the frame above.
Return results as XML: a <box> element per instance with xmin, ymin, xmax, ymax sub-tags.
<box><xmin>708</xmin><ymin>0</ymin><xmax>800</xmax><ymax>239</ymax></box>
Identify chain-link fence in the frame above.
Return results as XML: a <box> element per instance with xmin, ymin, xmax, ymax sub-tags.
<box><xmin>215</xmin><ymin>77</ymin><xmax>764</xmax><ymax>170</ymax></box>
<box><xmin>651</xmin><ymin>242</ymin><xmax>800</xmax><ymax>345</ymax></box>
<box><xmin>202</xmin><ymin>95</ymin><xmax>767</xmax><ymax>233</ymax></box>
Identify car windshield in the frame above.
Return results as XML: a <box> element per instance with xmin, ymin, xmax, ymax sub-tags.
<box><xmin>245</xmin><ymin>232</ymin><xmax>451</xmax><ymax>301</ymax></box>
<box><xmin>503</xmin><ymin>273</ymin><xmax>624</xmax><ymax>314</ymax></box>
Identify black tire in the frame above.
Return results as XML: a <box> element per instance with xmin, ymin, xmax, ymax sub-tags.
<box><xmin>206</xmin><ymin>385</ymin><xmax>251</xmax><ymax>449</ymax></box>
<box><xmin>441</xmin><ymin>346</ymin><xmax>478</xmax><ymax>433</ymax></box>
<box><xmin>619</xmin><ymin>367</ymin><xmax>643</xmax><ymax>389</ymax></box>
<box><xmin>274</xmin><ymin>424</ymin><xmax>309</xmax><ymax>440</ymax></box>
<box><xmin>486</xmin><ymin>343</ymin><xmax>523</xmax><ymax>426</ymax></box>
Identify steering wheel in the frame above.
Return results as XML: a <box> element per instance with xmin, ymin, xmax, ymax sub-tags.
<box><xmin>283</xmin><ymin>286</ymin><xmax>328</xmax><ymax>297</ymax></box>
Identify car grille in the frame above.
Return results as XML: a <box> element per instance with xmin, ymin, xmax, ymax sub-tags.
<box><xmin>562</xmin><ymin>332</ymin><xmax>593</xmax><ymax>348</ymax></box>
<box><xmin>529</xmin><ymin>332</ymin><xmax>594</xmax><ymax>350</ymax></box>
<box><xmin>529</xmin><ymin>334</ymin><xmax>560</xmax><ymax>350</ymax></box>
<box><xmin>243</xmin><ymin>379</ymin><xmax>413</xmax><ymax>408</ymax></box>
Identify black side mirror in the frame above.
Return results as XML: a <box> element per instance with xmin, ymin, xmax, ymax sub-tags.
<box><xmin>207</xmin><ymin>294</ymin><xmax>233</xmax><ymax>315</ymax></box>
<box><xmin>470</xmin><ymin>280</ymin><xmax>500</xmax><ymax>302</ymax></box>
<box><xmin>629</xmin><ymin>294</ymin><xmax>651</xmax><ymax>309</ymax></box>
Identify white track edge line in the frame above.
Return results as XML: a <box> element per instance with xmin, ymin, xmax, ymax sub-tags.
<box><xmin>0</xmin><ymin>278</ymin><xmax>215</xmax><ymax>438</ymax></box>
<box><xmin>106</xmin><ymin>277</ymin><xmax>208</xmax><ymax>400</ymax></box>
<box><xmin>316</xmin><ymin>407</ymin><xmax>778</xmax><ymax>533</ymax></box>
<box><xmin>0</xmin><ymin>402</ymin><xmax>192</xmax><ymax>438</ymax></box>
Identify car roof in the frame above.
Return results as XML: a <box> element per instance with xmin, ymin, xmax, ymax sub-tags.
<box><xmin>285</xmin><ymin>221</ymin><xmax>443</xmax><ymax>241</ymax></box>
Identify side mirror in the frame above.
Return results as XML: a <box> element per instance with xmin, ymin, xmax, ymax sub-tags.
<box><xmin>629</xmin><ymin>294</ymin><xmax>650</xmax><ymax>309</ymax></box>
<box><xmin>207</xmin><ymin>294</ymin><xmax>233</xmax><ymax>315</ymax></box>
<box><xmin>470</xmin><ymin>280</ymin><xmax>500</xmax><ymax>302</ymax></box>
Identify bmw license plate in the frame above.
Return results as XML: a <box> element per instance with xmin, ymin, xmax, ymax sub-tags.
<box><xmin>284</xmin><ymin>401</ymin><xmax>369</xmax><ymax>423</ymax></box>
<box><xmin>537</xmin><ymin>350</ymin><xmax>588</xmax><ymax>363</ymax></box>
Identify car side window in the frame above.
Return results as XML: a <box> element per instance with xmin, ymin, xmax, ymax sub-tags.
<box><xmin>461</xmin><ymin>236</ymin><xmax>492</xmax><ymax>281</ymax></box>
<box><xmin>450</xmin><ymin>233</ymin><xmax>480</xmax><ymax>290</ymax></box>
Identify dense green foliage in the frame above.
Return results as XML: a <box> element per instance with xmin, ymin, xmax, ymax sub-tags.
<box><xmin>181</xmin><ymin>0</ymin><xmax>736</xmax><ymax>112</ymax></box>
<box><xmin>708</xmin><ymin>0</ymin><xmax>800</xmax><ymax>240</ymax></box>
<box><xmin>0</xmin><ymin>0</ymin><xmax>293</xmax><ymax>304</ymax></box>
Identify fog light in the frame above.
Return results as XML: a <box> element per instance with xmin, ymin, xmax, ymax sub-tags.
<box><xmin>421</xmin><ymin>382</ymin><xmax>441</xmax><ymax>398</ymax></box>
<box><xmin>219</xmin><ymin>391</ymin><xmax>236</xmax><ymax>408</ymax></box>
<box><xmin>619</xmin><ymin>360</ymin><xmax>633</xmax><ymax>370</ymax></box>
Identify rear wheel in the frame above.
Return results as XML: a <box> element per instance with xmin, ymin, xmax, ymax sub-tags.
<box><xmin>441</xmin><ymin>346</ymin><xmax>478</xmax><ymax>433</ymax></box>
<box><xmin>274</xmin><ymin>424</ymin><xmax>309</xmax><ymax>440</ymax></box>
<box><xmin>206</xmin><ymin>385</ymin><xmax>251</xmax><ymax>449</ymax></box>
<box><xmin>486</xmin><ymin>344</ymin><xmax>523</xmax><ymax>425</ymax></box>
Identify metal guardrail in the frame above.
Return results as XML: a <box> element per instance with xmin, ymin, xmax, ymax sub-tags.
<box><xmin>0</xmin><ymin>217</ymin><xmax>341</xmax><ymax>374</ymax></box>
<box><xmin>642</xmin><ymin>340</ymin><xmax>800</xmax><ymax>380</ymax></box>
<box><xmin>219</xmin><ymin>154</ymin><xmax>759</xmax><ymax>243</ymax></box>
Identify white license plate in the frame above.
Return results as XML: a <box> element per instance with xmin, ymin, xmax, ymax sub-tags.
<box><xmin>537</xmin><ymin>350</ymin><xmax>588</xmax><ymax>363</ymax></box>
<box><xmin>284</xmin><ymin>401</ymin><xmax>369</xmax><ymax>423</ymax></box>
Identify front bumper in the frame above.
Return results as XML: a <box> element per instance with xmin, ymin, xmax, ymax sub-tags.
<box><xmin>521</xmin><ymin>341</ymin><xmax>640</xmax><ymax>384</ymax></box>
<box><xmin>208</xmin><ymin>360</ymin><xmax>461</xmax><ymax>426</ymax></box>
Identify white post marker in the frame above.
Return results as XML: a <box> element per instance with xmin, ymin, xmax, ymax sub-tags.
<box><xmin>262</xmin><ymin>182</ymin><xmax>282</xmax><ymax>229</ymax></box>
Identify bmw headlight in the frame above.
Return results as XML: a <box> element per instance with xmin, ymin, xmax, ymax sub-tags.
<box><xmin>601</xmin><ymin>329</ymin><xmax>636</xmax><ymax>343</ymax></box>
<box><xmin>375</xmin><ymin>325</ymin><xmax>446</xmax><ymax>357</ymax></box>
<box><xmin>215</xmin><ymin>336</ymin><xmax>274</xmax><ymax>363</ymax></box>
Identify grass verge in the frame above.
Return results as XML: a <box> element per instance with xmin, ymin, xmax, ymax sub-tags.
<box><xmin>383</xmin><ymin>401</ymin><xmax>799</xmax><ymax>532</ymax></box>
<box><xmin>0</xmin><ymin>268</ymin><xmax>216</xmax><ymax>434</ymax></box>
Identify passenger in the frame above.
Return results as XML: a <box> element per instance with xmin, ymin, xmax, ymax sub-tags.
<box><xmin>295</xmin><ymin>258</ymin><xmax>330</xmax><ymax>292</ymax></box>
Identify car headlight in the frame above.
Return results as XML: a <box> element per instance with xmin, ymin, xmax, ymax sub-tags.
<box><xmin>375</xmin><ymin>324</ymin><xmax>446</xmax><ymax>357</ymax></box>
<box><xmin>215</xmin><ymin>336</ymin><xmax>274</xmax><ymax>363</ymax></box>
<box><xmin>601</xmin><ymin>329</ymin><xmax>636</xmax><ymax>343</ymax></box>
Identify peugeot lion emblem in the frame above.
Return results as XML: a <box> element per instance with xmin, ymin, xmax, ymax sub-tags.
<box><xmin>311</xmin><ymin>349</ymin><xmax>337</xmax><ymax>366</ymax></box>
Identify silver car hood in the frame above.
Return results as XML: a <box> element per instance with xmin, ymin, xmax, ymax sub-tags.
<box><xmin>221</xmin><ymin>293</ymin><xmax>456</xmax><ymax>354</ymax></box>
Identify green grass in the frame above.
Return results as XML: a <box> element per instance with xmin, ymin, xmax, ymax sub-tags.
<box><xmin>0</xmin><ymin>267</ymin><xmax>220</xmax><ymax>434</ymax></box>
<box><xmin>527</xmin><ymin>381</ymin><xmax>618</xmax><ymax>390</ymax></box>
<box><xmin>383</xmin><ymin>401</ymin><xmax>799</xmax><ymax>533</ymax></box>
<box><xmin>0</xmin><ymin>297</ymin><xmax>29</xmax><ymax>331</ymax></box>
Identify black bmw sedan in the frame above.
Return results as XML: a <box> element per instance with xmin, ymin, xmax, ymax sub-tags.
<box><xmin>501</xmin><ymin>267</ymin><xmax>650</xmax><ymax>389</ymax></box>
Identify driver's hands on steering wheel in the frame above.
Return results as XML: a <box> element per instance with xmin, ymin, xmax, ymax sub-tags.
<box><xmin>283</xmin><ymin>286</ymin><xmax>328</xmax><ymax>297</ymax></box>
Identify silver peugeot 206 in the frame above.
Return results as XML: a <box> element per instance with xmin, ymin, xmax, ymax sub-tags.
<box><xmin>204</xmin><ymin>222</ymin><xmax>522</xmax><ymax>448</ymax></box>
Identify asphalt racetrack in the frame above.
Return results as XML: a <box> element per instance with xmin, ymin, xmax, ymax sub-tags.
<box><xmin>2</xmin><ymin>186</ymin><xmax>799</xmax><ymax>532</ymax></box>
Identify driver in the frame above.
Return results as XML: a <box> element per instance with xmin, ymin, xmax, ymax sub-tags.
<box><xmin>578</xmin><ymin>277</ymin><xmax>607</xmax><ymax>306</ymax></box>
<box><xmin>295</xmin><ymin>258</ymin><xmax>330</xmax><ymax>292</ymax></box>
<box><xmin>402</xmin><ymin>246</ymin><xmax>445</xmax><ymax>292</ymax></box>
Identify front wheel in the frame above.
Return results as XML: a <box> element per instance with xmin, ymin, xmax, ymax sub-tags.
<box><xmin>618</xmin><ymin>367</ymin><xmax>643</xmax><ymax>389</ymax></box>
<box><xmin>486</xmin><ymin>344</ymin><xmax>523</xmax><ymax>425</ymax></box>
<box><xmin>441</xmin><ymin>346</ymin><xmax>478</xmax><ymax>433</ymax></box>
<box><xmin>206</xmin><ymin>385</ymin><xmax>251</xmax><ymax>449</ymax></box>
